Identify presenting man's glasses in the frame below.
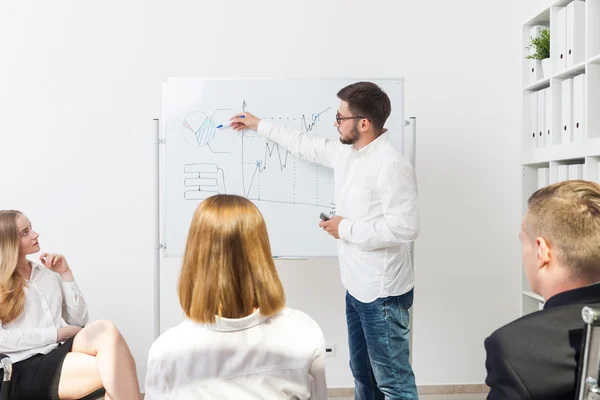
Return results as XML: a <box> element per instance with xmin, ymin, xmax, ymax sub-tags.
<box><xmin>336</xmin><ymin>112</ymin><xmax>369</xmax><ymax>125</ymax></box>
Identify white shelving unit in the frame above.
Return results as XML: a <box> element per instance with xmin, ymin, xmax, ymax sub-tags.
<box><xmin>521</xmin><ymin>0</ymin><xmax>600</xmax><ymax>316</ymax></box>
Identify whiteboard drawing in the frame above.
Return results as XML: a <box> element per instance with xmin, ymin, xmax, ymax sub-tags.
<box><xmin>183</xmin><ymin>163</ymin><xmax>226</xmax><ymax>200</ymax></box>
<box><xmin>162</xmin><ymin>78</ymin><xmax>404</xmax><ymax>257</ymax></box>
<box><xmin>181</xmin><ymin>109</ymin><xmax>233</xmax><ymax>153</ymax></box>
<box><xmin>241</xmin><ymin>105</ymin><xmax>334</xmax><ymax>209</ymax></box>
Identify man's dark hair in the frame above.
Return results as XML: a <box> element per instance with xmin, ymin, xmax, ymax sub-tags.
<box><xmin>337</xmin><ymin>82</ymin><xmax>391</xmax><ymax>132</ymax></box>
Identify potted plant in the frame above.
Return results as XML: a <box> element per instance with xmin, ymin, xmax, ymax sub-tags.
<box><xmin>526</xmin><ymin>27</ymin><xmax>551</xmax><ymax>79</ymax></box>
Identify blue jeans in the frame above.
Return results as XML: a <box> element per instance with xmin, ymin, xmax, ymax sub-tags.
<box><xmin>346</xmin><ymin>289</ymin><xmax>418</xmax><ymax>400</ymax></box>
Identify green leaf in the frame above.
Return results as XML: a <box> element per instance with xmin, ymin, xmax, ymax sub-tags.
<box><xmin>525</xmin><ymin>27</ymin><xmax>550</xmax><ymax>60</ymax></box>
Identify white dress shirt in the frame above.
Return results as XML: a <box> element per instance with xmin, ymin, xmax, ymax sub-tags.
<box><xmin>145</xmin><ymin>308</ymin><xmax>327</xmax><ymax>400</ymax></box>
<box><xmin>0</xmin><ymin>261</ymin><xmax>89</xmax><ymax>364</ymax></box>
<box><xmin>257</xmin><ymin>121</ymin><xmax>420</xmax><ymax>303</ymax></box>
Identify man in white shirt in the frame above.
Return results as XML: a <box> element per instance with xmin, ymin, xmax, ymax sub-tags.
<box><xmin>230</xmin><ymin>81</ymin><xmax>420</xmax><ymax>399</ymax></box>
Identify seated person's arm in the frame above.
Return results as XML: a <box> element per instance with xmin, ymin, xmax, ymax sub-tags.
<box><xmin>485</xmin><ymin>335</ymin><xmax>531</xmax><ymax>400</ymax></box>
<box><xmin>145</xmin><ymin>346</ymin><xmax>171</xmax><ymax>400</ymax></box>
<box><xmin>310</xmin><ymin>334</ymin><xmax>328</xmax><ymax>399</ymax></box>
<box><xmin>57</xmin><ymin>273</ymin><xmax>89</xmax><ymax>327</ymax></box>
<box><xmin>0</xmin><ymin>325</ymin><xmax>57</xmax><ymax>352</ymax></box>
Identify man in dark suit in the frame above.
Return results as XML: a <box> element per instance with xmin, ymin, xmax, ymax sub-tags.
<box><xmin>485</xmin><ymin>180</ymin><xmax>600</xmax><ymax>400</ymax></box>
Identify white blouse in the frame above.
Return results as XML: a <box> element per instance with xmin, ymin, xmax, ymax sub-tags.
<box><xmin>0</xmin><ymin>261</ymin><xmax>89</xmax><ymax>363</ymax></box>
<box><xmin>146</xmin><ymin>308</ymin><xmax>327</xmax><ymax>399</ymax></box>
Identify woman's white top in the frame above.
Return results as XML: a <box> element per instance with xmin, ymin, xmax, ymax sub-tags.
<box><xmin>0</xmin><ymin>261</ymin><xmax>88</xmax><ymax>363</ymax></box>
<box><xmin>145</xmin><ymin>307</ymin><xmax>327</xmax><ymax>399</ymax></box>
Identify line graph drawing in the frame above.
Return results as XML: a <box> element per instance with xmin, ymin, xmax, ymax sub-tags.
<box><xmin>242</xmin><ymin>105</ymin><xmax>331</xmax><ymax>202</ymax></box>
<box><xmin>180</xmin><ymin>101</ymin><xmax>334</xmax><ymax>210</ymax></box>
<box><xmin>244</xmin><ymin>142</ymin><xmax>290</xmax><ymax>198</ymax></box>
<box><xmin>183</xmin><ymin>163</ymin><xmax>226</xmax><ymax>200</ymax></box>
<box><xmin>181</xmin><ymin>109</ymin><xmax>233</xmax><ymax>153</ymax></box>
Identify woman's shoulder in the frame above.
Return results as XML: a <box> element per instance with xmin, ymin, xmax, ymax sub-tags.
<box><xmin>273</xmin><ymin>308</ymin><xmax>324</xmax><ymax>335</ymax></box>
<box><xmin>277</xmin><ymin>307</ymin><xmax>314</xmax><ymax>320</ymax></box>
<box><xmin>267</xmin><ymin>308</ymin><xmax>325</xmax><ymax>354</ymax></box>
<box><xmin>148</xmin><ymin>320</ymin><xmax>200</xmax><ymax>358</ymax></box>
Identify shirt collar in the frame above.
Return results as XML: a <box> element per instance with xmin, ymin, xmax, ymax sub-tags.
<box><xmin>544</xmin><ymin>282</ymin><xmax>600</xmax><ymax>309</ymax></box>
<box><xmin>26</xmin><ymin>260</ymin><xmax>42</xmax><ymax>281</ymax></box>
<box><xmin>199</xmin><ymin>309</ymin><xmax>271</xmax><ymax>332</ymax></box>
<box><xmin>353</xmin><ymin>131</ymin><xmax>390</xmax><ymax>155</ymax></box>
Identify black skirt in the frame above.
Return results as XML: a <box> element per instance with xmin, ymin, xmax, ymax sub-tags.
<box><xmin>0</xmin><ymin>337</ymin><xmax>74</xmax><ymax>400</ymax></box>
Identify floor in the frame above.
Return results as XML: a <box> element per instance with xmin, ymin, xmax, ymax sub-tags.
<box><xmin>333</xmin><ymin>395</ymin><xmax>487</xmax><ymax>400</ymax></box>
<box><xmin>136</xmin><ymin>392</ymin><xmax>486</xmax><ymax>399</ymax></box>
<box><xmin>137</xmin><ymin>391</ymin><xmax>487</xmax><ymax>399</ymax></box>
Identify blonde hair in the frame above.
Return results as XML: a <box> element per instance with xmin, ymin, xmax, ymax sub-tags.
<box><xmin>525</xmin><ymin>180</ymin><xmax>600</xmax><ymax>281</ymax></box>
<box><xmin>178</xmin><ymin>195</ymin><xmax>285</xmax><ymax>324</ymax></box>
<box><xmin>0</xmin><ymin>210</ymin><xmax>26</xmax><ymax>324</ymax></box>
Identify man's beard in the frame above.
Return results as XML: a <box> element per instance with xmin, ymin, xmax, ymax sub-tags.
<box><xmin>339</xmin><ymin>124</ymin><xmax>360</xmax><ymax>145</ymax></box>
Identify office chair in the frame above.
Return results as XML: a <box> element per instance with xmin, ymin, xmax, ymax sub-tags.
<box><xmin>576</xmin><ymin>306</ymin><xmax>600</xmax><ymax>400</ymax></box>
<box><xmin>0</xmin><ymin>353</ymin><xmax>105</xmax><ymax>400</ymax></box>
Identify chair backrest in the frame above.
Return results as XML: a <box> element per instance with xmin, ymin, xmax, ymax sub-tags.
<box><xmin>576</xmin><ymin>306</ymin><xmax>600</xmax><ymax>400</ymax></box>
<box><xmin>0</xmin><ymin>354</ymin><xmax>12</xmax><ymax>400</ymax></box>
<box><xmin>78</xmin><ymin>388</ymin><xmax>105</xmax><ymax>400</ymax></box>
<box><xmin>0</xmin><ymin>354</ymin><xmax>11</xmax><ymax>382</ymax></box>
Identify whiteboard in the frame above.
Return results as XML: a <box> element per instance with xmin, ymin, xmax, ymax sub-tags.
<box><xmin>162</xmin><ymin>78</ymin><xmax>404</xmax><ymax>257</ymax></box>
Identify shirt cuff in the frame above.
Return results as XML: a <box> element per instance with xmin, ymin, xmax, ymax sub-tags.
<box><xmin>60</xmin><ymin>280</ymin><xmax>82</xmax><ymax>303</ymax></box>
<box><xmin>338</xmin><ymin>218</ymin><xmax>353</xmax><ymax>241</ymax></box>
<box><xmin>60</xmin><ymin>280</ymin><xmax>81</xmax><ymax>292</ymax></box>
<box><xmin>41</xmin><ymin>327</ymin><xmax>58</xmax><ymax>344</ymax></box>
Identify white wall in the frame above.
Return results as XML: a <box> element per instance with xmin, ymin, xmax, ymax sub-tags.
<box><xmin>0</xmin><ymin>0</ymin><xmax>541</xmax><ymax>390</ymax></box>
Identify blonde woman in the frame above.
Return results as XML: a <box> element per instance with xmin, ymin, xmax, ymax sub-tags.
<box><xmin>145</xmin><ymin>195</ymin><xmax>327</xmax><ymax>399</ymax></box>
<box><xmin>0</xmin><ymin>210</ymin><xmax>141</xmax><ymax>400</ymax></box>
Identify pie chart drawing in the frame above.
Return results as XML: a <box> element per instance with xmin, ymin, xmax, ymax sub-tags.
<box><xmin>181</xmin><ymin>112</ymin><xmax>216</xmax><ymax>147</ymax></box>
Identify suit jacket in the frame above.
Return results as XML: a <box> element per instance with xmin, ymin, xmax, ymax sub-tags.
<box><xmin>485</xmin><ymin>283</ymin><xmax>600</xmax><ymax>399</ymax></box>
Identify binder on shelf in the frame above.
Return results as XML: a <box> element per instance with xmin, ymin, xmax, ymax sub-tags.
<box><xmin>568</xmin><ymin>164</ymin><xmax>583</xmax><ymax>180</ymax></box>
<box><xmin>537</xmin><ymin>90</ymin><xmax>545</xmax><ymax>148</ymax></box>
<box><xmin>544</xmin><ymin>88</ymin><xmax>553</xmax><ymax>146</ymax></box>
<box><xmin>573</xmin><ymin>74</ymin><xmax>585</xmax><ymax>142</ymax></box>
<box><xmin>561</xmin><ymin>78</ymin><xmax>574</xmax><ymax>145</ymax></box>
<box><xmin>558</xmin><ymin>165</ymin><xmax>568</xmax><ymax>182</ymax></box>
<box><xmin>537</xmin><ymin>167</ymin><xmax>549</xmax><ymax>189</ymax></box>
<box><xmin>566</xmin><ymin>0</ymin><xmax>585</xmax><ymax>68</ymax></box>
<box><xmin>556</xmin><ymin>7</ymin><xmax>568</xmax><ymax>72</ymax></box>
<box><xmin>530</xmin><ymin>92</ymin><xmax>538</xmax><ymax>149</ymax></box>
